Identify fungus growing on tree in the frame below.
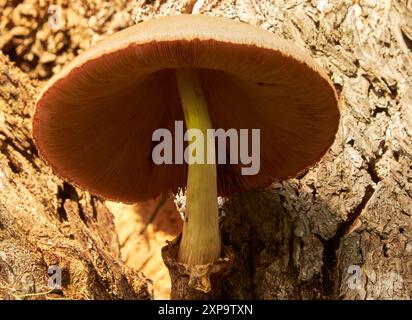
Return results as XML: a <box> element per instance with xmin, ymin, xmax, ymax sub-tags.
<box><xmin>33</xmin><ymin>14</ymin><xmax>340</xmax><ymax>299</ymax></box>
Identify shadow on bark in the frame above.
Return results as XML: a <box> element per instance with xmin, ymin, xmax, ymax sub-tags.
<box><xmin>221</xmin><ymin>188</ymin><xmax>341</xmax><ymax>300</ymax></box>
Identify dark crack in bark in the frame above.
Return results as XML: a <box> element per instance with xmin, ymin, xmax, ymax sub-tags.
<box><xmin>319</xmin><ymin>185</ymin><xmax>375</xmax><ymax>298</ymax></box>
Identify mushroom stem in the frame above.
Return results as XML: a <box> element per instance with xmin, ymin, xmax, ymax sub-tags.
<box><xmin>175</xmin><ymin>68</ymin><xmax>221</xmax><ymax>265</ymax></box>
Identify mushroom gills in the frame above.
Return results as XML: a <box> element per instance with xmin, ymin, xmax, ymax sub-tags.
<box><xmin>175</xmin><ymin>68</ymin><xmax>221</xmax><ymax>266</ymax></box>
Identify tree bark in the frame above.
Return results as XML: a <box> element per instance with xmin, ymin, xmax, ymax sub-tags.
<box><xmin>211</xmin><ymin>0</ymin><xmax>412</xmax><ymax>300</ymax></box>
<box><xmin>1</xmin><ymin>0</ymin><xmax>411</xmax><ymax>300</ymax></box>
<box><xmin>0</xmin><ymin>53</ymin><xmax>152</xmax><ymax>299</ymax></box>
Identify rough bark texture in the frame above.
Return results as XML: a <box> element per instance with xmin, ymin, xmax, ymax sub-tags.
<box><xmin>1</xmin><ymin>0</ymin><xmax>412</xmax><ymax>300</ymax></box>
<box><xmin>214</xmin><ymin>0</ymin><xmax>412</xmax><ymax>300</ymax></box>
<box><xmin>0</xmin><ymin>53</ymin><xmax>152</xmax><ymax>299</ymax></box>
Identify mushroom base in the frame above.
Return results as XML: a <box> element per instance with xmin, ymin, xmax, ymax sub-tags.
<box><xmin>161</xmin><ymin>234</ymin><xmax>234</xmax><ymax>300</ymax></box>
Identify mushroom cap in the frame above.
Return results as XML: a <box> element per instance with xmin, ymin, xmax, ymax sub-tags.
<box><xmin>33</xmin><ymin>14</ymin><xmax>340</xmax><ymax>204</ymax></box>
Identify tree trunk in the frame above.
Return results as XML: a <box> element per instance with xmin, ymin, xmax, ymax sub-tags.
<box><xmin>0</xmin><ymin>53</ymin><xmax>152</xmax><ymax>299</ymax></box>
<box><xmin>212</xmin><ymin>0</ymin><xmax>412</xmax><ymax>300</ymax></box>
<box><xmin>1</xmin><ymin>0</ymin><xmax>411</xmax><ymax>300</ymax></box>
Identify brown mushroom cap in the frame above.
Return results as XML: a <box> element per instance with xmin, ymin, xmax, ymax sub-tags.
<box><xmin>33</xmin><ymin>14</ymin><xmax>339</xmax><ymax>204</ymax></box>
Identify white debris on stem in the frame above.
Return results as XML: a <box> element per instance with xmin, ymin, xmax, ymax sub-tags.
<box><xmin>173</xmin><ymin>188</ymin><xmax>228</xmax><ymax>224</ymax></box>
<box><xmin>174</xmin><ymin>187</ymin><xmax>187</xmax><ymax>222</ymax></box>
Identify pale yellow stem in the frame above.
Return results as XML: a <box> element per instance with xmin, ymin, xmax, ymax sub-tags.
<box><xmin>175</xmin><ymin>68</ymin><xmax>221</xmax><ymax>265</ymax></box>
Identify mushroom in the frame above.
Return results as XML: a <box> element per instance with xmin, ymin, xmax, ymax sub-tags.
<box><xmin>33</xmin><ymin>14</ymin><xmax>340</xmax><ymax>299</ymax></box>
